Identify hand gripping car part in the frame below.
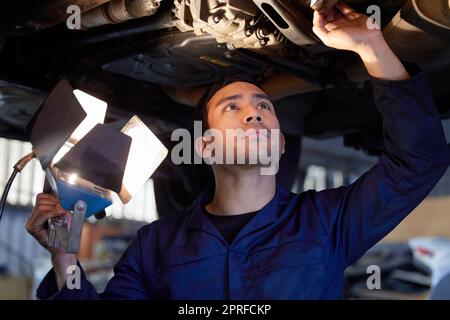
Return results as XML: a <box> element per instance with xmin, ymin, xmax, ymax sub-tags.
<box><xmin>309</xmin><ymin>0</ymin><xmax>339</xmax><ymax>12</ymax></box>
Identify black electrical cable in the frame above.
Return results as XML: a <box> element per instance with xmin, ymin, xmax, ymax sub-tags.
<box><xmin>0</xmin><ymin>169</ymin><xmax>19</xmax><ymax>224</ymax></box>
<box><xmin>0</xmin><ymin>152</ymin><xmax>36</xmax><ymax>224</ymax></box>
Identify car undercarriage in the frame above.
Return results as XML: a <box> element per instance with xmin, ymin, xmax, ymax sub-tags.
<box><xmin>0</xmin><ymin>0</ymin><xmax>449</xmax><ymax>214</ymax></box>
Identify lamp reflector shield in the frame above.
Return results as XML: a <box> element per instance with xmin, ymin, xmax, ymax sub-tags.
<box><xmin>119</xmin><ymin>116</ymin><xmax>168</xmax><ymax>204</ymax></box>
<box><xmin>70</xmin><ymin>89</ymin><xmax>108</xmax><ymax>143</ymax></box>
<box><xmin>54</xmin><ymin>123</ymin><xmax>132</xmax><ymax>194</ymax></box>
<box><xmin>47</xmin><ymin>167</ymin><xmax>113</xmax><ymax>217</ymax></box>
<box><xmin>29</xmin><ymin>79</ymin><xmax>107</xmax><ymax>169</ymax></box>
<box><xmin>51</xmin><ymin>89</ymin><xmax>107</xmax><ymax>165</ymax></box>
<box><xmin>29</xmin><ymin>79</ymin><xmax>86</xmax><ymax>169</ymax></box>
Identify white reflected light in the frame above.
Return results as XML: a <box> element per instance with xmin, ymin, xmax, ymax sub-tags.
<box><xmin>68</xmin><ymin>173</ymin><xmax>78</xmax><ymax>185</ymax></box>
<box><xmin>71</xmin><ymin>90</ymin><xmax>107</xmax><ymax>142</ymax></box>
<box><xmin>119</xmin><ymin>116</ymin><xmax>168</xmax><ymax>204</ymax></box>
<box><xmin>51</xmin><ymin>89</ymin><xmax>107</xmax><ymax>166</ymax></box>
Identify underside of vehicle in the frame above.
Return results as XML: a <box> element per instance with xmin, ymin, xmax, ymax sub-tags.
<box><xmin>0</xmin><ymin>0</ymin><xmax>449</xmax><ymax>214</ymax></box>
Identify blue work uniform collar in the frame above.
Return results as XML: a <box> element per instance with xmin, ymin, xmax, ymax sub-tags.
<box><xmin>186</xmin><ymin>184</ymin><xmax>297</xmax><ymax>244</ymax></box>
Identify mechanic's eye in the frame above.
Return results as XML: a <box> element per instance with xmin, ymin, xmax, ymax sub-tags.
<box><xmin>258</xmin><ymin>102</ymin><xmax>272</xmax><ymax>110</ymax></box>
<box><xmin>224</xmin><ymin>103</ymin><xmax>239</xmax><ymax>111</ymax></box>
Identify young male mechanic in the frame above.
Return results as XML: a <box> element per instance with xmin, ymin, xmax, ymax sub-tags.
<box><xmin>27</xmin><ymin>3</ymin><xmax>450</xmax><ymax>299</ymax></box>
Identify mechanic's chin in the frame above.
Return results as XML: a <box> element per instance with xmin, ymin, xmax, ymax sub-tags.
<box><xmin>236</xmin><ymin>136</ymin><xmax>282</xmax><ymax>176</ymax></box>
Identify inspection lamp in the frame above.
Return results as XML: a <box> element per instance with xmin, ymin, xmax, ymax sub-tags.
<box><xmin>0</xmin><ymin>79</ymin><xmax>168</xmax><ymax>253</ymax></box>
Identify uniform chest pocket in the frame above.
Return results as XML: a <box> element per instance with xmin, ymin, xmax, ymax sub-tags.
<box><xmin>254</xmin><ymin>239</ymin><xmax>325</xmax><ymax>299</ymax></box>
<box><xmin>256</xmin><ymin>239</ymin><xmax>324</xmax><ymax>275</ymax></box>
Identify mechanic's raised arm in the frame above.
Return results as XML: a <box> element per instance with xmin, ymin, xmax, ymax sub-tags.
<box><xmin>311</xmin><ymin>3</ymin><xmax>450</xmax><ymax>266</ymax></box>
<box><xmin>312</xmin><ymin>2</ymin><xmax>409</xmax><ymax>81</ymax></box>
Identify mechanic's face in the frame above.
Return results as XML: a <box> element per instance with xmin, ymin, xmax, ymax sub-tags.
<box><xmin>199</xmin><ymin>81</ymin><xmax>285</xmax><ymax>168</ymax></box>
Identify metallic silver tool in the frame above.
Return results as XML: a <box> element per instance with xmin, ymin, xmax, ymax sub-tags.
<box><xmin>66</xmin><ymin>200</ymin><xmax>86</xmax><ymax>253</ymax></box>
<box><xmin>47</xmin><ymin>200</ymin><xmax>87</xmax><ymax>253</ymax></box>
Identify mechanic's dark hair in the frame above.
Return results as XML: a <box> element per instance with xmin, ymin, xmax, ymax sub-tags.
<box><xmin>194</xmin><ymin>74</ymin><xmax>262</xmax><ymax>133</ymax></box>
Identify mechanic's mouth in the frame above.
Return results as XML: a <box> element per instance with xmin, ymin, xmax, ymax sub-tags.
<box><xmin>244</xmin><ymin>128</ymin><xmax>270</xmax><ymax>139</ymax></box>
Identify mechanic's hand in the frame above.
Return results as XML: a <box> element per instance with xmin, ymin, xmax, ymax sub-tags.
<box><xmin>26</xmin><ymin>193</ymin><xmax>78</xmax><ymax>289</ymax></box>
<box><xmin>312</xmin><ymin>2</ymin><xmax>382</xmax><ymax>55</ymax></box>
<box><xmin>26</xmin><ymin>193</ymin><xmax>73</xmax><ymax>255</ymax></box>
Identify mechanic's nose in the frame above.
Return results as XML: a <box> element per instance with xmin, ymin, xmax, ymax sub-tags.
<box><xmin>245</xmin><ymin>115</ymin><xmax>262</xmax><ymax>123</ymax></box>
<box><xmin>244</xmin><ymin>111</ymin><xmax>262</xmax><ymax>124</ymax></box>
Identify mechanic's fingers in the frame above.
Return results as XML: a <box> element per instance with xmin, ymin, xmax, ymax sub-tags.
<box><xmin>34</xmin><ymin>193</ymin><xmax>62</xmax><ymax>210</ymax></box>
<box><xmin>313</xmin><ymin>10</ymin><xmax>327</xmax><ymax>28</ymax></box>
<box><xmin>35</xmin><ymin>204</ymin><xmax>62</xmax><ymax>213</ymax></box>
<box><xmin>36</xmin><ymin>193</ymin><xmax>59</xmax><ymax>203</ymax></box>
<box><xmin>335</xmin><ymin>2</ymin><xmax>354</xmax><ymax>14</ymax></box>
<box><xmin>28</xmin><ymin>209</ymin><xmax>68</xmax><ymax>229</ymax></box>
<box><xmin>312</xmin><ymin>11</ymin><xmax>330</xmax><ymax>41</ymax></box>
<box><xmin>323</xmin><ymin>17</ymin><xmax>348</xmax><ymax>31</ymax></box>
<box><xmin>325</xmin><ymin>14</ymin><xmax>336</xmax><ymax>22</ymax></box>
<box><xmin>324</xmin><ymin>22</ymin><xmax>340</xmax><ymax>32</ymax></box>
<box><xmin>27</xmin><ymin>203</ymin><xmax>61</xmax><ymax>221</ymax></box>
<box><xmin>28</xmin><ymin>203</ymin><xmax>62</xmax><ymax>223</ymax></box>
<box><xmin>39</xmin><ymin>198</ymin><xmax>60</xmax><ymax>210</ymax></box>
<box><xmin>335</xmin><ymin>2</ymin><xmax>360</xmax><ymax>19</ymax></box>
<box><xmin>35</xmin><ymin>199</ymin><xmax>61</xmax><ymax>207</ymax></box>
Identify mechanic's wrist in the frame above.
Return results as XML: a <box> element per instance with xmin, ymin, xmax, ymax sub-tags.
<box><xmin>354</xmin><ymin>31</ymin><xmax>386</xmax><ymax>62</ymax></box>
<box><xmin>355</xmin><ymin>33</ymin><xmax>410</xmax><ymax>81</ymax></box>
<box><xmin>51</xmin><ymin>252</ymin><xmax>78</xmax><ymax>290</ymax></box>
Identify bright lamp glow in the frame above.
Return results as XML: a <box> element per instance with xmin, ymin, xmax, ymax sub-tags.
<box><xmin>51</xmin><ymin>89</ymin><xmax>107</xmax><ymax>165</ymax></box>
<box><xmin>119</xmin><ymin>116</ymin><xmax>168</xmax><ymax>204</ymax></box>
<box><xmin>30</xmin><ymin>79</ymin><xmax>168</xmax><ymax>218</ymax></box>
<box><xmin>68</xmin><ymin>173</ymin><xmax>78</xmax><ymax>185</ymax></box>
<box><xmin>71</xmin><ymin>90</ymin><xmax>107</xmax><ymax>142</ymax></box>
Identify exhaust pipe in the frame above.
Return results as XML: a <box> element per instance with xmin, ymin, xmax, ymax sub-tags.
<box><xmin>81</xmin><ymin>0</ymin><xmax>162</xmax><ymax>29</ymax></box>
<box><xmin>5</xmin><ymin>0</ymin><xmax>110</xmax><ymax>34</ymax></box>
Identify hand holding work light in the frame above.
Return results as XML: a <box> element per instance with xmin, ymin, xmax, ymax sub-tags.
<box><xmin>0</xmin><ymin>79</ymin><xmax>168</xmax><ymax>253</ymax></box>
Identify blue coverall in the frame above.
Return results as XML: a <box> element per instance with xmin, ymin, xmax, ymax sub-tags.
<box><xmin>37</xmin><ymin>70</ymin><xmax>450</xmax><ymax>299</ymax></box>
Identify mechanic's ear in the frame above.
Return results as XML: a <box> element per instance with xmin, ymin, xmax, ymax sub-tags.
<box><xmin>194</xmin><ymin>136</ymin><xmax>204</xmax><ymax>158</ymax></box>
<box><xmin>194</xmin><ymin>135</ymin><xmax>211</xmax><ymax>159</ymax></box>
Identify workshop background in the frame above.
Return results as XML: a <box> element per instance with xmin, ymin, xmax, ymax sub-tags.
<box><xmin>0</xmin><ymin>119</ymin><xmax>449</xmax><ymax>300</ymax></box>
<box><xmin>0</xmin><ymin>0</ymin><xmax>449</xmax><ymax>301</ymax></box>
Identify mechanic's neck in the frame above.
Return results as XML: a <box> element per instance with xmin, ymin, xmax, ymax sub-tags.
<box><xmin>206</xmin><ymin>165</ymin><xmax>276</xmax><ymax>216</ymax></box>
